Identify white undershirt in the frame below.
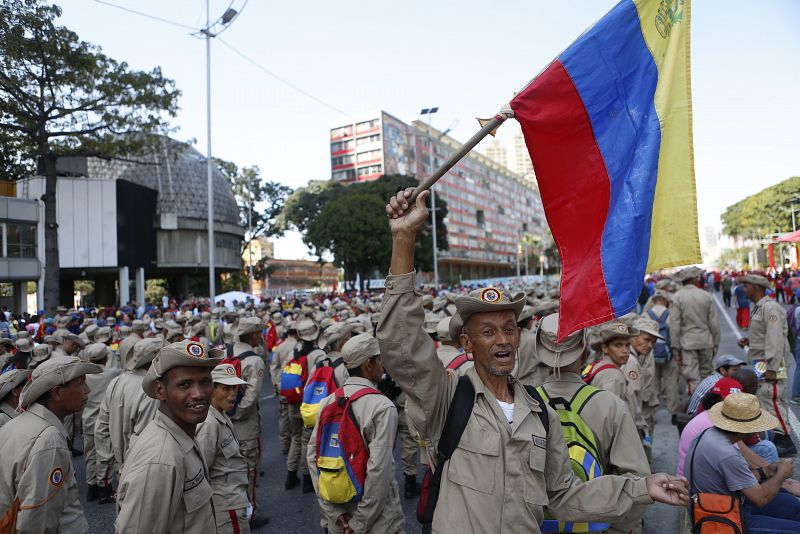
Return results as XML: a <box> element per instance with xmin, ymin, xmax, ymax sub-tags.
<box><xmin>497</xmin><ymin>400</ymin><xmax>514</xmax><ymax>424</ymax></box>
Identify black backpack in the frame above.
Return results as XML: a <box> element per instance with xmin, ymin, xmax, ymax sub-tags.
<box><xmin>416</xmin><ymin>376</ymin><xmax>549</xmax><ymax>533</ymax></box>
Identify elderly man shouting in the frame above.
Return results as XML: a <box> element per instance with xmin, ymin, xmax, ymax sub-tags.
<box><xmin>377</xmin><ymin>188</ymin><xmax>689</xmax><ymax>534</ymax></box>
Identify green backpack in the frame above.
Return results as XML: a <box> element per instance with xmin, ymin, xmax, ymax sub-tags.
<box><xmin>537</xmin><ymin>384</ymin><xmax>609</xmax><ymax>533</ymax></box>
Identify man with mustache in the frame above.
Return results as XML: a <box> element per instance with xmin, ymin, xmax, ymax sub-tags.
<box><xmin>0</xmin><ymin>355</ymin><xmax>101</xmax><ymax>533</ymax></box>
<box><xmin>378</xmin><ymin>188</ymin><xmax>690</xmax><ymax>534</ymax></box>
<box><xmin>115</xmin><ymin>340</ymin><xmax>223</xmax><ymax>533</ymax></box>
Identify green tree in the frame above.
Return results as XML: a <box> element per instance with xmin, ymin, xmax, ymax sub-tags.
<box><xmin>280</xmin><ymin>175</ymin><xmax>448</xmax><ymax>291</ymax></box>
<box><xmin>0</xmin><ymin>0</ymin><xmax>180</xmax><ymax>312</ymax></box>
<box><xmin>721</xmin><ymin>176</ymin><xmax>800</xmax><ymax>238</ymax></box>
<box><xmin>213</xmin><ymin>158</ymin><xmax>292</xmax><ymax>255</ymax></box>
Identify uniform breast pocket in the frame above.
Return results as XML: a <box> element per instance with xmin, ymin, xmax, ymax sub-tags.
<box><xmin>221</xmin><ymin>434</ymin><xmax>240</xmax><ymax>459</ymax></box>
<box><xmin>524</xmin><ymin>444</ymin><xmax>549</xmax><ymax>505</ymax></box>
<box><xmin>183</xmin><ymin>472</ymin><xmax>213</xmax><ymax>514</ymax></box>
<box><xmin>446</xmin><ymin>425</ymin><xmax>499</xmax><ymax>494</ymax></box>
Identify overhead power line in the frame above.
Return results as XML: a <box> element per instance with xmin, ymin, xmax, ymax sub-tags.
<box><xmin>93</xmin><ymin>0</ymin><xmax>197</xmax><ymax>31</ymax></box>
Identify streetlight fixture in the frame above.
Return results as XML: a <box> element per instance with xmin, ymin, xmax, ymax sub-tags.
<box><xmin>420</xmin><ymin>107</ymin><xmax>439</xmax><ymax>289</ymax></box>
<box><xmin>199</xmin><ymin>1</ymin><xmax>240</xmax><ymax>304</ymax></box>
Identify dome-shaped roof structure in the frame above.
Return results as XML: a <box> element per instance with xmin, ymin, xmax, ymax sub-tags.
<box><xmin>81</xmin><ymin>139</ymin><xmax>240</xmax><ymax>226</ymax></box>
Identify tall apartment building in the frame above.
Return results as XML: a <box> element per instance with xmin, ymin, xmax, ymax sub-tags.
<box><xmin>512</xmin><ymin>131</ymin><xmax>537</xmax><ymax>188</ymax></box>
<box><xmin>329</xmin><ymin>111</ymin><xmax>547</xmax><ymax>283</ymax></box>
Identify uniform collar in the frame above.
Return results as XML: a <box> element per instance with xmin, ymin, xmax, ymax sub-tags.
<box><xmin>466</xmin><ymin>366</ymin><xmax>542</xmax><ymax>412</ymax></box>
<box><xmin>155</xmin><ymin>409</ymin><xmax>199</xmax><ymax>453</ymax></box>
<box><xmin>27</xmin><ymin>402</ymin><xmax>68</xmax><ymax>439</ymax></box>
<box><xmin>343</xmin><ymin>376</ymin><xmax>377</xmax><ymax>388</ymax></box>
<box><xmin>543</xmin><ymin>372</ymin><xmax>583</xmax><ymax>385</ymax></box>
<box><xmin>208</xmin><ymin>405</ymin><xmax>231</xmax><ymax>426</ymax></box>
<box><xmin>756</xmin><ymin>295</ymin><xmax>771</xmax><ymax>306</ymax></box>
<box><xmin>0</xmin><ymin>401</ymin><xmax>16</xmax><ymax>418</ymax></box>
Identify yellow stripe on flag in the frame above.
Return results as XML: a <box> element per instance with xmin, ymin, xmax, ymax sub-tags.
<box><xmin>634</xmin><ymin>0</ymin><xmax>701</xmax><ymax>270</ymax></box>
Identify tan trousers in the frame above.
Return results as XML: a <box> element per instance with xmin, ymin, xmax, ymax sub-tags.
<box><xmin>84</xmin><ymin>430</ymin><xmax>98</xmax><ymax>487</ymax></box>
<box><xmin>215</xmin><ymin>507</ymin><xmax>251</xmax><ymax>534</ymax></box>
<box><xmin>239</xmin><ymin>437</ymin><xmax>261</xmax><ymax>514</ymax></box>
<box><xmin>654</xmin><ymin>359</ymin><xmax>681</xmax><ymax>413</ymax></box>
<box><xmin>680</xmin><ymin>348</ymin><xmax>714</xmax><ymax>394</ymax></box>
<box><xmin>278</xmin><ymin>400</ymin><xmax>290</xmax><ymax>453</ymax></box>
<box><xmin>396</xmin><ymin>407</ymin><xmax>419</xmax><ymax>476</ymax></box>
<box><xmin>287</xmin><ymin>404</ymin><xmax>304</xmax><ymax>473</ymax></box>
<box><xmin>758</xmin><ymin>379</ymin><xmax>791</xmax><ymax>436</ymax></box>
<box><xmin>300</xmin><ymin>426</ymin><xmax>312</xmax><ymax>477</ymax></box>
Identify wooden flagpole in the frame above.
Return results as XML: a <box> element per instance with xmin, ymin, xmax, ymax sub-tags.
<box><xmin>409</xmin><ymin>114</ymin><xmax>508</xmax><ymax>202</ymax></box>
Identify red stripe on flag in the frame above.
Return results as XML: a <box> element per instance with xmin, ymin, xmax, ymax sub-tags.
<box><xmin>510</xmin><ymin>60</ymin><xmax>615</xmax><ymax>339</ymax></box>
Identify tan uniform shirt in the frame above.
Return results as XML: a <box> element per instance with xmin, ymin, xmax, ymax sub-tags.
<box><xmin>230</xmin><ymin>341</ymin><xmax>266</xmax><ymax>441</ymax></box>
<box><xmin>116</xmin><ymin>410</ymin><xmax>215</xmax><ymax>533</ymax></box>
<box><xmin>516</xmin><ymin>327</ymin><xmax>549</xmax><ymax>387</ymax></box>
<box><xmin>195</xmin><ymin>406</ymin><xmax>250</xmax><ymax>511</ymax></box>
<box><xmin>0</xmin><ymin>403</ymin><xmax>88</xmax><ymax>533</ymax></box>
<box><xmin>749</xmin><ymin>296</ymin><xmax>792</xmax><ymax>372</ymax></box>
<box><xmin>377</xmin><ymin>272</ymin><xmax>652</xmax><ymax>533</ymax></box>
<box><xmin>668</xmin><ymin>285</ymin><xmax>719</xmax><ymax>350</ymax></box>
<box><xmin>82</xmin><ymin>367</ymin><xmax>122</xmax><ymax>433</ymax></box>
<box><xmin>0</xmin><ymin>401</ymin><xmax>16</xmax><ymax>428</ymax></box>
<box><xmin>589</xmin><ymin>356</ymin><xmax>628</xmax><ymax>402</ymax></box>
<box><xmin>106</xmin><ymin>369</ymin><xmax>159</xmax><ymax>469</ymax></box>
<box><xmin>307</xmin><ymin>377</ymin><xmax>404</xmax><ymax>534</ymax></box>
<box><xmin>634</xmin><ymin>348</ymin><xmax>659</xmax><ymax>408</ymax></box>
<box><xmin>117</xmin><ymin>333</ymin><xmax>143</xmax><ymax>371</ymax></box>
<box><xmin>621</xmin><ymin>354</ymin><xmax>645</xmax><ymax>431</ymax></box>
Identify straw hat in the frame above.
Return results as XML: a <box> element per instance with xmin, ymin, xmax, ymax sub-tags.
<box><xmin>708</xmin><ymin>392</ymin><xmax>779</xmax><ymax>434</ymax></box>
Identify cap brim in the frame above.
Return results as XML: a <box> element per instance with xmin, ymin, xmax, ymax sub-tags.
<box><xmin>142</xmin><ymin>353</ymin><xmax>225</xmax><ymax>399</ymax></box>
<box><xmin>214</xmin><ymin>377</ymin><xmax>249</xmax><ymax>386</ymax></box>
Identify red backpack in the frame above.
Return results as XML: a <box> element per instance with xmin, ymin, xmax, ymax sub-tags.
<box><xmin>446</xmin><ymin>353</ymin><xmax>470</xmax><ymax>371</ymax></box>
<box><xmin>314</xmin><ymin>387</ymin><xmax>381</xmax><ymax>503</ymax></box>
<box><xmin>581</xmin><ymin>361</ymin><xmax>619</xmax><ymax>384</ymax></box>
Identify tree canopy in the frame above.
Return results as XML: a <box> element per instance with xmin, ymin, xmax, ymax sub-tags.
<box><xmin>721</xmin><ymin>176</ymin><xmax>800</xmax><ymax>238</ymax></box>
<box><xmin>279</xmin><ymin>175</ymin><xmax>448</xmax><ymax>290</ymax></box>
<box><xmin>0</xmin><ymin>0</ymin><xmax>181</xmax><ymax>311</ymax></box>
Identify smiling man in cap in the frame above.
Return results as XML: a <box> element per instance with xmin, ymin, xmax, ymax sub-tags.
<box><xmin>379</xmin><ymin>188</ymin><xmax>689</xmax><ymax>533</ymax></box>
<box><xmin>196</xmin><ymin>363</ymin><xmax>263</xmax><ymax>532</ymax></box>
<box><xmin>307</xmin><ymin>333</ymin><xmax>404</xmax><ymax>534</ymax></box>
<box><xmin>0</xmin><ymin>355</ymin><xmax>101</xmax><ymax>533</ymax></box>
<box><xmin>115</xmin><ymin>340</ymin><xmax>224</xmax><ymax>532</ymax></box>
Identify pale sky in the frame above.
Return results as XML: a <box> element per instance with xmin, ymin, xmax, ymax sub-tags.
<box><xmin>57</xmin><ymin>0</ymin><xmax>800</xmax><ymax>259</ymax></box>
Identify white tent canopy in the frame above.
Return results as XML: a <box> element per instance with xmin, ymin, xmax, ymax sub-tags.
<box><xmin>214</xmin><ymin>291</ymin><xmax>261</xmax><ymax>309</ymax></box>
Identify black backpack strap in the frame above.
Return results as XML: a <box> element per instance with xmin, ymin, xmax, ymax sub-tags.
<box><xmin>331</xmin><ymin>357</ymin><xmax>344</xmax><ymax>368</ymax></box>
<box><xmin>688</xmin><ymin>427</ymin><xmax>711</xmax><ymax>495</ymax></box>
<box><xmin>523</xmin><ymin>385</ymin><xmax>550</xmax><ymax>437</ymax></box>
<box><xmin>422</xmin><ymin>375</ymin><xmax>475</xmax><ymax>527</ymax></box>
<box><xmin>237</xmin><ymin>350</ymin><xmax>259</xmax><ymax>360</ymax></box>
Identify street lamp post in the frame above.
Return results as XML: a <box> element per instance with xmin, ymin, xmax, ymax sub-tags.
<box><xmin>420</xmin><ymin>107</ymin><xmax>439</xmax><ymax>289</ymax></box>
<box><xmin>248</xmin><ymin>172</ymin><xmax>254</xmax><ymax>293</ymax></box>
<box><xmin>201</xmin><ymin>2</ymin><xmax>240</xmax><ymax>304</ymax></box>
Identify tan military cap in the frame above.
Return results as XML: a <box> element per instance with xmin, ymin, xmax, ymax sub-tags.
<box><xmin>632</xmin><ymin>317</ymin><xmax>664</xmax><ymax>341</ymax></box>
<box><xmin>201</xmin><ymin>311</ymin><xmax>211</xmax><ymax>321</ymax></box>
<box><xmin>32</xmin><ymin>343</ymin><xmax>52</xmax><ymax>363</ymax></box>
<box><xmin>94</xmin><ymin>327</ymin><xmax>112</xmax><ymax>344</ymax></box>
<box><xmin>654</xmin><ymin>279</ymin><xmax>673</xmax><ymax>291</ymax></box>
<box><xmin>211</xmin><ymin>363</ymin><xmax>248</xmax><ymax>386</ymax></box>
<box><xmin>131</xmin><ymin>337</ymin><xmax>165</xmax><ymax>370</ymax></box>
<box><xmin>421</xmin><ymin>294</ymin><xmax>434</xmax><ymax>307</ymax></box>
<box><xmin>318</xmin><ymin>317</ymin><xmax>334</xmax><ymax>331</ymax></box>
<box><xmin>447</xmin><ymin>313</ymin><xmax>465</xmax><ymax>344</ymax></box>
<box><xmin>271</xmin><ymin>312</ymin><xmax>283</xmax><ymax>324</ymax></box>
<box><xmin>15</xmin><ymin>337</ymin><xmax>34</xmax><ymax>353</ymax></box>
<box><xmin>237</xmin><ymin>317</ymin><xmax>264</xmax><ymax>338</ymax></box>
<box><xmin>85</xmin><ymin>343</ymin><xmax>111</xmax><ymax>363</ymax></box>
<box><xmin>453</xmin><ymin>287</ymin><xmax>525</xmax><ymax>336</ymax></box>
<box><xmin>436</xmin><ymin>317</ymin><xmax>453</xmax><ymax>344</ymax></box>
<box><xmin>16</xmin><ymin>331</ymin><xmax>30</xmax><ymax>340</ymax></box>
<box><xmin>652</xmin><ymin>289</ymin><xmax>672</xmax><ymax>302</ymax></box>
<box><xmin>517</xmin><ymin>305</ymin><xmax>534</xmax><ymax>324</ymax></box>
<box><xmin>533</xmin><ymin>299</ymin><xmax>560</xmax><ymax>317</ymax></box>
<box><xmin>142</xmin><ymin>340</ymin><xmax>224</xmax><ymax>398</ymax></box>
<box><xmin>84</xmin><ymin>323</ymin><xmax>99</xmax><ymax>340</ymax></box>
<box><xmin>131</xmin><ymin>319</ymin><xmax>148</xmax><ymax>332</ymax></box>
<box><xmin>673</xmin><ymin>266</ymin><xmax>704</xmax><ymax>282</ymax></box>
<box><xmin>736</xmin><ymin>274</ymin><xmax>771</xmax><ymax>290</ymax></box>
<box><xmin>341</xmin><ymin>333</ymin><xmax>379</xmax><ymax>369</ymax></box>
<box><xmin>0</xmin><ymin>338</ymin><xmax>14</xmax><ymax>349</ymax></box>
<box><xmin>19</xmin><ymin>355</ymin><xmax>102</xmax><ymax>409</ymax></box>
<box><xmin>296</xmin><ymin>319</ymin><xmax>319</xmax><ymax>342</ymax></box>
<box><xmin>319</xmin><ymin>322</ymin><xmax>354</xmax><ymax>351</ymax></box>
<box><xmin>0</xmin><ymin>368</ymin><xmax>31</xmax><ymax>401</ymax></box>
<box><xmin>534</xmin><ymin>313</ymin><xmax>586</xmax><ymax>368</ymax></box>
<box><xmin>43</xmin><ymin>335</ymin><xmax>60</xmax><ymax>345</ymax></box>
<box><xmin>61</xmin><ymin>333</ymin><xmax>86</xmax><ymax>349</ymax></box>
<box><xmin>589</xmin><ymin>321</ymin><xmax>641</xmax><ymax>351</ymax></box>
<box><xmin>423</xmin><ymin>311</ymin><xmax>440</xmax><ymax>334</ymax></box>
<box><xmin>119</xmin><ymin>325</ymin><xmax>132</xmax><ymax>337</ymax></box>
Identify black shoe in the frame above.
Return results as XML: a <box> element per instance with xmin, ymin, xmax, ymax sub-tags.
<box><xmin>249</xmin><ymin>514</ymin><xmax>270</xmax><ymax>529</ymax></box>
<box><xmin>71</xmin><ymin>447</ymin><xmax>83</xmax><ymax>458</ymax></box>
<box><xmin>285</xmin><ymin>470</ymin><xmax>299</xmax><ymax>490</ymax></box>
<box><xmin>86</xmin><ymin>484</ymin><xmax>99</xmax><ymax>502</ymax></box>
<box><xmin>404</xmin><ymin>474</ymin><xmax>421</xmax><ymax>499</ymax></box>
<box><xmin>259</xmin><ymin>469</ymin><xmax>264</xmax><ymax>477</ymax></box>
<box><xmin>98</xmin><ymin>485</ymin><xmax>115</xmax><ymax>504</ymax></box>
<box><xmin>302</xmin><ymin>474</ymin><xmax>314</xmax><ymax>493</ymax></box>
<box><xmin>774</xmin><ymin>433</ymin><xmax>798</xmax><ymax>457</ymax></box>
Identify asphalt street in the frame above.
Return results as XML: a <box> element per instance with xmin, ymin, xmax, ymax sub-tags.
<box><xmin>75</xmin><ymin>290</ymin><xmax>800</xmax><ymax>533</ymax></box>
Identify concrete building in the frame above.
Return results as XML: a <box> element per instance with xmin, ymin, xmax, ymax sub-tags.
<box><xmin>484</xmin><ymin>139</ymin><xmax>508</xmax><ymax>169</ymax></box>
<box><xmin>265</xmin><ymin>259</ymin><xmax>339</xmax><ymax>295</ymax></box>
<box><xmin>0</xmin><ymin>188</ymin><xmax>41</xmax><ymax>313</ymax></box>
<box><xmin>511</xmin><ymin>131</ymin><xmax>537</xmax><ymax>188</ymax></box>
<box><xmin>17</xmin><ymin>139</ymin><xmax>244</xmax><ymax>307</ymax></box>
<box><xmin>243</xmin><ymin>236</ymin><xmax>274</xmax><ymax>296</ymax></box>
<box><xmin>329</xmin><ymin>111</ymin><xmax>547</xmax><ymax>283</ymax></box>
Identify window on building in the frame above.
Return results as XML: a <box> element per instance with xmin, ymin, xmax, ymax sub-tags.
<box><xmin>522</xmin><ymin>222</ymin><xmax>529</xmax><ymax>232</ymax></box>
<box><xmin>498</xmin><ymin>206</ymin><xmax>505</xmax><ymax>215</ymax></box>
<box><xmin>356</xmin><ymin>134</ymin><xmax>381</xmax><ymax>146</ymax></box>
<box><xmin>5</xmin><ymin>223</ymin><xmax>36</xmax><ymax>258</ymax></box>
<box><xmin>331</xmin><ymin>140</ymin><xmax>354</xmax><ymax>152</ymax></box>
<box><xmin>332</xmin><ymin>154</ymin><xmax>355</xmax><ymax>166</ymax></box>
<box><xmin>356</xmin><ymin>119</ymin><xmax>379</xmax><ymax>133</ymax></box>
<box><xmin>357</xmin><ymin>150</ymin><xmax>381</xmax><ymax>163</ymax></box>
<box><xmin>476</xmin><ymin>210</ymin><xmax>485</xmax><ymax>228</ymax></box>
<box><xmin>331</xmin><ymin>126</ymin><xmax>353</xmax><ymax>138</ymax></box>
<box><xmin>333</xmin><ymin>169</ymin><xmax>356</xmax><ymax>181</ymax></box>
<box><xmin>357</xmin><ymin>164</ymin><xmax>382</xmax><ymax>177</ymax></box>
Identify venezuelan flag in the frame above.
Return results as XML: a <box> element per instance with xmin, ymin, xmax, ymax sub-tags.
<box><xmin>510</xmin><ymin>0</ymin><xmax>700</xmax><ymax>340</ymax></box>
